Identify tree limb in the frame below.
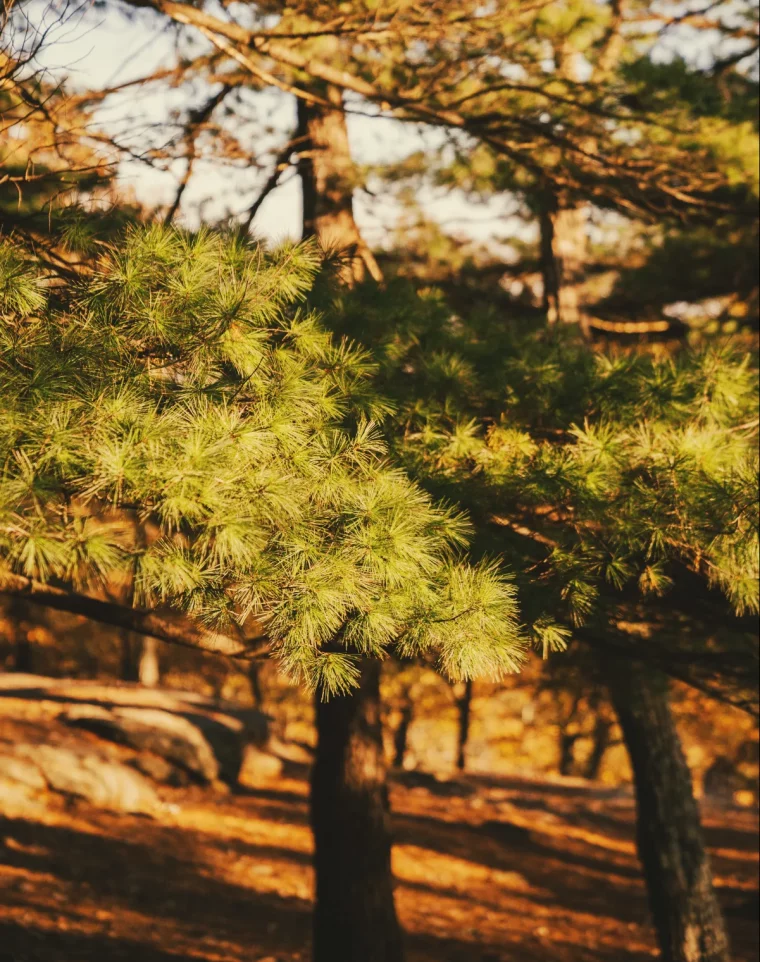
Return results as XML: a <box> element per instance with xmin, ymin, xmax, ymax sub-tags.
<box><xmin>0</xmin><ymin>572</ymin><xmax>270</xmax><ymax>660</ymax></box>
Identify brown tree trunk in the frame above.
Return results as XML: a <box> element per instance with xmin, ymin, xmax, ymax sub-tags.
<box><xmin>604</xmin><ymin>657</ymin><xmax>730</xmax><ymax>962</ymax></box>
<box><xmin>583</xmin><ymin>713</ymin><xmax>612</xmax><ymax>781</ymax></box>
<box><xmin>393</xmin><ymin>700</ymin><xmax>413</xmax><ymax>770</ymax></box>
<box><xmin>455</xmin><ymin>679</ymin><xmax>473</xmax><ymax>772</ymax></box>
<box><xmin>310</xmin><ymin>659</ymin><xmax>405</xmax><ymax>962</ymax></box>
<box><xmin>539</xmin><ymin>202</ymin><xmax>588</xmax><ymax>329</ymax></box>
<box><xmin>559</xmin><ymin>730</ymin><xmax>579</xmax><ymax>776</ymax></box>
<box><xmin>8</xmin><ymin>598</ymin><xmax>31</xmax><ymax>673</ymax></box>
<box><xmin>297</xmin><ymin>86</ymin><xmax>382</xmax><ymax>286</ymax></box>
<box><xmin>138</xmin><ymin>637</ymin><xmax>160</xmax><ymax>688</ymax></box>
<box><xmin>540</xmin><ymin>207</ymin><xmax>560</xmax><ymax>322</ymax></box>
<box><xmin>120</xmin><ymin>630</ymin><xmax>139</xmax><ymax>682</ymax></box>
<box><xmin>248</xmin><ymin>660</ymin><xmax>264</xmax><ymax>708</ymax></box>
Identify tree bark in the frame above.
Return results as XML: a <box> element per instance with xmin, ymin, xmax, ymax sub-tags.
<box><xmin>559</xmin><ymin>730</ymin><xmax>580</xmax><ymax>776</ymax></box>
<box><xmin>604</xmin><ymin>657</ymin><xmax>730</xmax><ymax>962</ymax></box>
<box><xmin>248</xmin><ymin>660</ymin><xmax>264</xmax><ymax>708</ymax></box>
<box><xmin>120</xmin><ymin>630</ymin><xmax>139</xmax><ymax>682</ymax></box>
<box><xmin>539</xmin><ymin>202</ymin><xmax>588</xmax><ymax>329</ymax></box>
<box><xmin>138</xmin><ymin>637</ymin><xmax>160</xmax><ymax>688</ymax></box>
<box><xmin>7</xmin><ymin>597</ymin><xmax>31</xmax><ymax>673</ymax></box>
<box><xmin>392</xmin><ymin>700</ymin><xmax>413</xmax><ymax>770</ymax></box>
<box><xmin>1</xmin><ymin>572</ymin><xmax>268</xmax><ymax>658</ymax></box>
<box><xmin>297</xmin><ymin>85</ymin><xmax>382</xmax><ymax>286</ymax></box>
<box><xmin>455</xmin><ymin>678</ymin><xmax>473</xmax><ymax>772</ymax></box>
<box><xmin>583</xmin><ymin>713</ymin><xmax>612</xmax><ymax>781</ymax></box>
<box><xmin>310</xmin><ymin>659</ymin><xmax>405</xmax><ymax>962</ymax></box>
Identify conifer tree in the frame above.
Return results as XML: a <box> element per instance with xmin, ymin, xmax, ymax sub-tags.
<box><xmin>0</xmin><ymin>225</ymin><xmax>525</xmax><ymax>961</ymax></box>
<box><xmin>322</xmin><ymin>278</ymin><xmax>759</xmax><ymax>962</ymax></box>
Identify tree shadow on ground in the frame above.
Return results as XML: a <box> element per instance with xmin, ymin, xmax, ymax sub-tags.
<box><xmin>0</xmin><ymin>815</ymin><xmax>311</xmax><ymax>960</ymax></box>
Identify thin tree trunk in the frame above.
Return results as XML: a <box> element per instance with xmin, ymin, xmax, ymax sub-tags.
<box><xmin>539</xmin><ymin>202</ymin><xmax>588</xmax><ymax>329</ymax></box>
<box><xmin>120</xmin><ymin>630</ymin><xmax>139</xmax><ymax>682</ymax></box>
<box><xmin>248</xmin><ymin>660</ymin><xmax>263</xmax><ymax>708</ymax></box>
<box><xmin>539</xmin><ymin>207</ymin><xmax>560</xmax><ymax>323</ymax></box>
<box><xmin>455</xmin><ymin>679</ymin><xmax>473</xmax><ymax>772</ymax></box>
<box><xmin>559</xmin><ymin>730</ymin><xmax>579</xmax><ymax>776</ymax></box>
<box><xmin>8</xmin><ymin>598</ymin><xmax>31</xmax><ymax>673</ymax></box>
<box><xmin>393</xmin><ymin>700</ymin><xmax>413</xmax><ymax>770</ymax></box>
<box><xmin>310</xmin><ymin>659</ymin><xmax>405</xmax><ymax>962</ymax></box>
<box><xmin>297</xmin><ymin>85</ymin><xmax>382</xmax><ymax>286</ymax></box>
<box><xmin>583</xmin><ymin>713</ymin><xmax>612</xmax><ymax>781</ymax></box>
<box><xmin>604</xmin><ymin>657</ymin><xmax>730</xmax><ymax>962</ymax></box>
<box><xmin>138</xmin><ymin>637</ymin><xmax>160</xmax><ymax>688</ymax></box>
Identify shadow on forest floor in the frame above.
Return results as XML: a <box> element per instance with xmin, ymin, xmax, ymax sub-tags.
<box><xmin>0</xmin><ymin>766</ymin><xmax>757</xmax><ymax>962</ymax></box>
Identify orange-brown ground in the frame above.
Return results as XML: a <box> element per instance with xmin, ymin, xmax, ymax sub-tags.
<box><xmin>0</xmin><ymin>762</ymin><xmax>757</xmax><ymax>962</ymax></box>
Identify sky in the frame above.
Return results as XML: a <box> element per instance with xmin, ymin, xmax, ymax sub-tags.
<box><xmin>28</xmin><ymin>0</ymin><xmax>526</xmax><ymax>250</ymax></box>
<box><xmin>25</xmin><ymin>0</ymin><xmax>757</xmax><ymax>251</ymax></box>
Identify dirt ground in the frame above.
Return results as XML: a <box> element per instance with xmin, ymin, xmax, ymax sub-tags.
<box><xmin>0</xmin><ymin>757</ymin><xmax>757</xmax><ymax>962</ymax></box>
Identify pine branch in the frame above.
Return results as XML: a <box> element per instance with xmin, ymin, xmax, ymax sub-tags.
<box><xmin>0</xmin><ymin>572</ymin><xmax>270</xmax><ymax>660</ymax></box>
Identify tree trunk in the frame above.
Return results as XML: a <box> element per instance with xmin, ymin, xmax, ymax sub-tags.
<box><xmin>455</xmin><ymin>679</ymin><xmax>473</xmax><ymax>772</ymax></box>
<box><xmin>539</xmin><ymin>202</ymin><xmax>588</xmax><ymax>329</ymax></box>
<box><xmin>7</xmin><ymin>597</ymin><xmax>32</xmax><ymax>673</ymax></box>
<box><xmin>583</xmin><ymin>713</ymin><xmax>612</xmax><ymax>781</ymax></box>
<box><xmin>604</xmin><ymin>657</ymin><xmax>730</xmax><ymax>962</ymax></box>
<box><xmin>120</xmin><ymin>630</ymin><xmax>139</xmax><ymax>682</ymax></box>
<box><xmin>559</xmin><ymin>730</ymin><xmax>579</xmax><ymax>776</ymax></box>
<box><xmin>138</xmin><ymin>637</ymin><xmax>160</xmax><ymax>688</ymax></box>
<box><xmin>539</xmin><ymin>207</ymin><xmax>560</xmax><ymax>323</ymax></box>
<box><xmin>310</xmin><ymin>659</ymin><xmax>405</xmax><ymax>962</ymax></box>
<box><xmin>393</xmin><ymin>701</ymin><xmax>413</xmax><ymax>770</ymax></box>
<box><xmin>297</xmin><ymin>86</ymin><xmax>382</xmax><ymax>286</ymax></box>
<box><xmin>248</xmin><ymin>660</ymin><xmax>264</xmax><ymax>708</ymax></box>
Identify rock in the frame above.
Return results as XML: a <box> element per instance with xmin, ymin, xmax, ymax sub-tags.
<box><xmin>267</xmin><ymin>736</ymin><xmax>313</xmax><ymax>764</ymax></box>
<box><xmin>177</xmin><ymin>710</ymin><xmax>243</xmax><ymax>783</ymax></box>
<box><xmin>238</xmin><ymin>745</ymin><xmax>283</xmax><ymax>787</ymax></box>
<box><xmin>65</xmin><ymin>706</ymin><xmax>220</xmax><ymax>784</ymax></box>
<box><xmin>129</xmin><ymin>752</ymin><xmax>191</xmax><ymax>787</ymax></box>
<box><xmin>13</xmin><ymin>744</ymin><xmax>158</xmax><ymax>814</ymax></box>
<box><xmin>0</xmin><ymin>776</ymin><xmax>43</xmax><ymax>814</ymax></box>
<box><xmin>61</xmin><ymin>703</ymin><xmax>113</xmax><ymax>721</ymax></box>
<box><xmin>0</xmin><ymin>752</ymin><xmax>47</xmax><ymax>790</ymax></box>
<box><xmin>2</xmin><ymin>674</ymin><xmax>271</xmax><ymax>787</ymax></box>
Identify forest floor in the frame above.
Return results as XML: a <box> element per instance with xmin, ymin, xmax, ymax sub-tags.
<box><xmin>0</xmin><ymin>756</ymin><xmax>757</xmax><ymax>962</ymax></box>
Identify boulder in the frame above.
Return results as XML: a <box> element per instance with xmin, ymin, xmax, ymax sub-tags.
<box><xmin>129</xmin><ymin>752</ymin><xmax>191</xmax><ymax>787</ymax></box>
<box><xmin>238</xmin><ymin>745</ymin><xmax>283</xmax><ymax>787</ymax></box>
<box><xmin>0</xmin><ymin>752</ymin><xmax>47</xmax><ymax>790</ymax></box>
<box><xmin>0</xmin><ymin>776</ymin><xmax>43</xmax><ymax>814</ymax></box>
<box><xmin>267</xmin><ymin>736</ymin><xmax>313</xmax><ymax>764</ymax></box>
<box><xmin>64</xmin><ymin>705</ymin><xmax>219</xmax><ymax>783</ymax></box>
<box><xmin>175</xmin><ymin>710</ymin><xmax>244</xmax><ymax>783</ymax></box>
<box><xmin>12</xmin><ymin>743</ymin><xmax>158</xmax><ymax>814</ymax></box>
<box><xmin>1</xmin><ymin>675</ymin><xmax>271</xmax><ymax>787</ymax></box>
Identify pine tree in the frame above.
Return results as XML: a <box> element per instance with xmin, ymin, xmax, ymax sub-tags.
<box><xmin>322</xmin><ymin>278</ymin><xmax>759</xmax><ymax>962</ymax></box>
<box><xmin>0</xmin><ymin>224</ymin><xmax>525</xmax><ymax>961</ymax></box>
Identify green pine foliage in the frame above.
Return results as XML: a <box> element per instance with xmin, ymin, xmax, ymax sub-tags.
<box><xmin>322</xmin><ymin>281</ymin><xmax>760</xmax><ymax>644</ymax></box>
<box><xmin>0</xmin><ymin>226</ymin><xmax>525</xmax><ymax>695</ymax></box>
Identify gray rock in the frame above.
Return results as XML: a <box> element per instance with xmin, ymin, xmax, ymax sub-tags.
<box><xmin>3</xmin><ymin>674</ymin><xmax>270</xmax><ymax>787</ymax></box>
<box><xmin>175</xmin><ymin>710</ymin><xmax>244</xmax><ymax>783</ymax></box>
<box><xmin>129</xmin><ymin>752</ymin><xmax>191</xmax><ymax>787</ymax></box>
<box><xmin>65</xmin><ymin>706</ymin><xmax>219</xmax><ymax>783</ymax></box>
<box><xmin>13</xmin><ymin>744</ymin><xmax>158</xmax><ymax>814</ymax></box>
